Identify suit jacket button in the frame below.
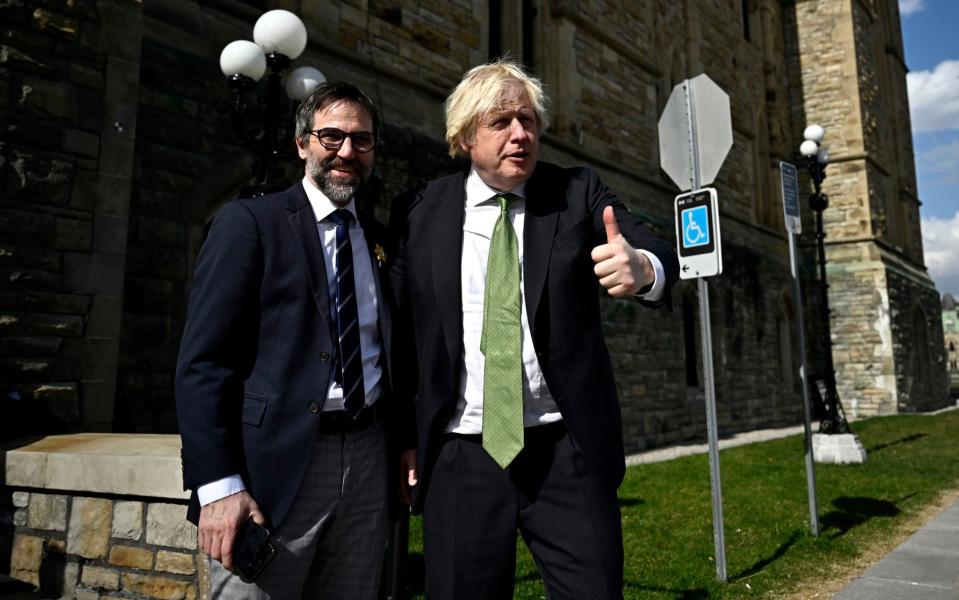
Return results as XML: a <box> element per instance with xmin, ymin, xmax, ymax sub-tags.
<box><xmin>320</xmin><ymin>351</ymin><xmax>330</xmax><ymax>362</ymax></box>
<box><xmin>309</xmin><ymin>402</ymin><xmax>320</xmax><ymax>413</ymax></box>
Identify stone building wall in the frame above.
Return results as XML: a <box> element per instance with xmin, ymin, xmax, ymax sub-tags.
<box><xmin>0</xmin><ymin>0</ymin><xmax>142</xmax><ymax>437</ymax></box>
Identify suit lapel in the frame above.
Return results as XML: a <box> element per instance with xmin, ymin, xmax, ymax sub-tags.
<box><xmin>358</xmin><ymin>213</ymin><xmax>392</xmax><ymax>373</ymax></box>
<box><xmin>286</xmin><ymin>183</ymin><xmax>331</xmax><ymax>321</ymax></box>
<box><xmin>430</xmin><ymin>174</ymin><xmax>467</xmax><ymax>367</ymax></box>
<box><xmin>523</xmin><ymin>168</ymin><xmax>559</xmax><ymax>339</ymax></box>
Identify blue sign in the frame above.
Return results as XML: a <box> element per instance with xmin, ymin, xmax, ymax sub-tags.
<box><xmin>682</xmin><ymin>205</ymin><xmax>710</xmax><ymax>248</ymax></box>
<box><xmin>780</xmin><ymin>161</ymin><xmax>802</xmax><ymax>234</ymax></box>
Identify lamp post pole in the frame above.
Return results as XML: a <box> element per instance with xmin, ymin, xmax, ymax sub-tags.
<box><xmin>800</xmin><ymin>126</ymin><xmax>850</xmax><ymax>434</ymax></box>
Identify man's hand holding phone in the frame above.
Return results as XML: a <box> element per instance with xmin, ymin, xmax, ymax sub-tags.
<box><xmin>197</xmin><ymin>490</ymin><xmax>266</xmax><ymax>572</ymax></box>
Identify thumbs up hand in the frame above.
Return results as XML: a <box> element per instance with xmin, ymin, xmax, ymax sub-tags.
<box><xmin>590</xmin><ymin>206</ymin><xmax>654</xmax><ymax>297</ymax></box>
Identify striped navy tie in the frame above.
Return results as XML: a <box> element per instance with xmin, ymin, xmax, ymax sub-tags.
<box><xmin>329</xmin><ymin>209</ymin><xmax>365</xmax><ymax>418</ymax></box>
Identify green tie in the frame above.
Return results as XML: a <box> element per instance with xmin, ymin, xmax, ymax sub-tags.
<box><xmin>481</xmin><ymin>194</ymin><xmax>524</xmax><ymax>469</ymax></box>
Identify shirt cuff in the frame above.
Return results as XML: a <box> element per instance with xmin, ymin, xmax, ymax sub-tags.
<box><xmin>636</xmin><ymin>249</ymin><xmax>666</xmax><ymax>302</ymax></box>
<box><xmin>197</xmin><ymin>475</ymin><xmax>246</xmax><ymax>506</ymax></box>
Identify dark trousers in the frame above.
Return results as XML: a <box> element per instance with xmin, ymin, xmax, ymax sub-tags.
<box><xmin>422</xmin><ymin>423</ymin><xmax>624</xmax><ymax>600</ymax></box>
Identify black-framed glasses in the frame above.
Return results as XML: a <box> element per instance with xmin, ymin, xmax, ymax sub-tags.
<box><xmin>309</xmin><ymin>128</ymin><xmax>376</xmax><ymax>153</ymax></box>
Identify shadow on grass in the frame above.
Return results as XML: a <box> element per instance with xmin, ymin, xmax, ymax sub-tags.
<box><xmin>619</xmin><ymin>496</ymin><xmax>645</xmax><ymax>507</ymax></box>
<box><xmin>821</xmin><ymin>496</ymin><xmax>901</xmax><ymax>538</ymax></box>
<box><xmin>866</xmin><ymin>433</ymin><xmax>927</xmax><ymax>453</ymax></box>
<box><xmin>731</xmin><ymin>530</ymin><xmax>802</xmax><ymax>580</ymax></box>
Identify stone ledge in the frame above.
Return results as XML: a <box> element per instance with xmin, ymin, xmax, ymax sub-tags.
<box><xmin>4</xmin><ymin>434</ymin><xmax>188</xmax><ymax>500</ymax></box>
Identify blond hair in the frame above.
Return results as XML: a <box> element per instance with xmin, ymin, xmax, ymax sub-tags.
<box><xmin>444</xmin><ymin>59</ymin><xmax>550</xmax><ymax>158</ymax></box>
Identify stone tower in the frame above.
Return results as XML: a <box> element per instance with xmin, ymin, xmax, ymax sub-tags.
<box><xmin>785</xmin><ymin>0</ymin><xmax>948</xmax><ymax>416</ymax></box>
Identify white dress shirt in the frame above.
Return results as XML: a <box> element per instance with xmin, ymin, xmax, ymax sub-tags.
<box><xmin>448</xmin><ymin>169</ymin><xmax>665</xmax><ymax>435</ymax></box>
<box><xmin>198</xmin><ymin>178</ymin><xmax>384</xmax><ymax>506</ymax></box>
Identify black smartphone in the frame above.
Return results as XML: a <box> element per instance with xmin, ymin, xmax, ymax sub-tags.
<box><xmin>233</xmin><ymin>518</ymin><xmax>276</xmax><ymax>583</ymax></box>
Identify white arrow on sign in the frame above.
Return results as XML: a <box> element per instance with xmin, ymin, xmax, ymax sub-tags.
<box><xmin>658</xmin><ymin>74</ymin><xmax>733</xmax><ymax>191</ymax></box>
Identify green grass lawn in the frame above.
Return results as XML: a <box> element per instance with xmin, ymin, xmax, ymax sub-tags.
<box><xmin>403</xmin><ymin>409</ymin><xmax>959</xmax><ymax>599</ymax></box>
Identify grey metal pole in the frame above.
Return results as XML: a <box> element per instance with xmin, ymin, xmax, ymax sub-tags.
<box><xmin>788</xmin><ymin>232</ymin><xmax>820</xmax><ymax>536</ymax></box>
<box><xmin>685</xmin><ymin>79</ymin><xmax>727</xmax><ymax>582</ymax></box>
<box><xmin>697</xmin><ymin>277</ymin><xmax>727</xmax><ymax>581</ymax></box>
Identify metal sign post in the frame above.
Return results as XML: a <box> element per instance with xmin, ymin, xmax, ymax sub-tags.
<box><xmin>780</xmin><ymin>161</ymin><xmax>820</xmax><ymax>537</ymax></box>
<box><xmin>659</xmin><ymin>74</ymin><xmax>732</xmax><ymax>582</ymax></box>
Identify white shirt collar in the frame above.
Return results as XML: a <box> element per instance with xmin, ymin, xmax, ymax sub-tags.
<box><xmin>465</xmin><ymin>168</ymin><xmax>527</xmax><ymax>208</ymax></box>
<box><xmin>301</xmin><ymin>176</ymin><xmax>358</xmax><ymax>224</ymax></box>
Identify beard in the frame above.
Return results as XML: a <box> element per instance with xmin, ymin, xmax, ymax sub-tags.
<box><xmin>306</xmin><ymin>154</ymin><xmax>373</xmax><ymax>207</ymax></box>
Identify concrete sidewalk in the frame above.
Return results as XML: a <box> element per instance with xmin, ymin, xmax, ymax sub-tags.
<box><xmin>833</xmin><ymin>497</ymin><xmax>959</xmax><ymax>600</ymax></box>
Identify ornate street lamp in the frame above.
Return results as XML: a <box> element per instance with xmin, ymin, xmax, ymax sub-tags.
<box><xmin>799</xmin><ymin>124</ymin><xmax>851</xmax><ymax>434</ymax></box>
<box><xmin>219</xmin><ymin>10</ymin><xmax>326</xmax><ymax>195</ymax></box>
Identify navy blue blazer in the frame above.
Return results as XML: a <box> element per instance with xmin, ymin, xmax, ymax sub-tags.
<box><xmin>390</xmin><ymin>162</ymin><xmax>679</xmax><ymax>513</ymax></box>
<box><xmin>175</xmin><ymin>182</ymin><xmax>395</xmax><ymax>527</ymax></box>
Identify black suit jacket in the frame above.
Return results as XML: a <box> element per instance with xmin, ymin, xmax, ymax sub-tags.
<box><xmin>175</xmin><ymin>182</ymin><xmax>396</xmax><ymax>527</ymax></box>
<box><xmin>391</xmin><ymin>162</ymin><xmax>679</xmax><ymax>513</ymax></box>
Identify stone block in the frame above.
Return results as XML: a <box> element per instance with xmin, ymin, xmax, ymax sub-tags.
<box><xmin>121</xmin><ymin>573</ymin><xmax>191</xmax><ymax>600</ymax></box>
<box><xmin>20</xmin><ymin>382</ymin><xmax>81</xmax><ymax>423</ymax></box>
<box><xmin>55</xmin><ymin>337</ymin><xmax>119</xmax><ymax>380</ymax></box>
<box><xmin>14</xmin><ymin>509</ymin><xmax>28</xmax><ymax>527</ymax></box>
<box><xmin>63</xmin><ymin>252</ymin><xmax>125</xmax><ymax>295</ymax></box>
<box><xmin>12</xmin><ymin>491</ymin><xmax>30</xmax><ymax>508</ymax></box>
<box><xmin>62</xmin><ymin>128</ymin><xmax>101</xmax><ymax>159</ymax></box>
<box><xmin>67</xmin><ymin>497</ymin><xmax>113</xmax><ymax>558</ymax></box>
<box><xmin>813</xmin><ymin>433</ymin><xmax>868</xmax><ymax>464</ymax></box>
<box><xmin>20</xmin><ymin>291</ymin><xmax>90</xmax><ymax>315</ymax></box>
<box><xmin>11</xmin><ymin>533</ymin><xmax>43</xmax><ymax>572</ymax></box>
<box><xmin>19</xmin><ymin>75</ymin><xmax>75</xmax><ymax>120</ymax></box>
<box><xmin>62</xmin><ymin>560</ymin><xmax>80</xmax><ymax>598</ymax></box>
<box><xmin>93</xmin><ymin>213</ymin><xmax>129</xmax><ymax>256</ymax></box>
<box><xmin>0</xmin><ymin>357</ymin><xmax>52</xmax><ymax>379</ymax></box>
<box><xmin>47</xmin><ymin>538</ymin><xmax>65</xmax><ymax>553</ymax></box>
<box><xmin>0</xmin><ymin>336</ymin><xmax>62</xmax><ymax>357</ymax></box>
<box><xmin>146</xmin><ymin>503</ymin><xmax>196</xmax><ymax>550</ymax></box>
<box><xmin>27</xmin><ymin>493</ymin><xmax>68</xmax><ymax>531</ymax></box>
<box><xmin>98</xmin><ymin>134</ymin><xmax>136</xmax><ymax>179</ymax></box>
<box><xmin>87</xmin><ymin>295</ymin><xmax>123</xmax><ymax>337</ymax></box>
<box><xmin>70</xmin><ymin>170</ymin><xmax>132</xmax><ymax>215</ymax></box>
<box><xmin>109</xmin><ymin>544</ymin><xmax>153</xmax><ymax>569</ymax></box>
<box><xmin>4</xmin><ymin>150</ymin><xmax>74</xmax><ymax>206</ymax></box>
<box><xmin>75</xmin><ymin>590</ymin><xmax>99</xmax><ymax>600</ymax></box>
<box><xmin>80</xmin><ymin>379</ymin><xmax>118</xmax><ymax>426</ymax></box>
<box><xmin>10</xmin><ymin>568</ymin><xmax>39</xmax><ymax>587</ymax></box>
<box><xmin>55</xmin><ymin>217</ymin><xmax>93</xmax><ymax>252</ymax></box>
<box><xmin>112</xmin><ymin>500</ymin><xmax>143</xmax><ymax>540</ymax></box>
<box><xmin>0</xmin><ymin>208</ymin><xmax>56</xmax><ymax>244</ymax></box>
<box><xmin>21</xmin><ymin>313</ymin><xmax>85</xmax><ymax>337</ymax></box>
<box><xmin>5</xmin><ymin>434</ymin><xmax>188</xmax><ymax>499</ymax></box>
<box><xmin>156</xmin><ymin>550</ymin><xmax>195</xmax><ymax>575</ymax></box>
<box><xmin>81</xmin><ymin>565</ymin><xmax>120</xmax><ymax>590</ymax></box>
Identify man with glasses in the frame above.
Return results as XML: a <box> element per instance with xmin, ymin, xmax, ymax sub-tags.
<box><xmin>176</xmin><ymin>81</ymin><xmax>396</xmax><ymax>599</ymax></box>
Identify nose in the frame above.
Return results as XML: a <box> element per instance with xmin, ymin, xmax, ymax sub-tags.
<box><xmin>337</xmin><ymin>136</ymin><xmax>357</xmax><ymax>159</ymax></box>
<box><xmin>508</xmin><ymin>118</ymin><xmax>528</xmax><ymax>142</ymax></box>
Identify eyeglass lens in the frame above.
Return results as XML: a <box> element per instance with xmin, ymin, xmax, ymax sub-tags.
<box><xmin>313</xmin><ymin>128</ymin><xmax>375</xmax><ymax>152</ymax></box>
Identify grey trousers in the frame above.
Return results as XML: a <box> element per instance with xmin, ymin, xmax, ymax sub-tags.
<box><xmin>211</xmin><ymin>422</ymin><xmax>389</xmax><ymax>599</ymax></box>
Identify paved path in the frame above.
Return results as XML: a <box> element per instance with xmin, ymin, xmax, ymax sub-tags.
<box><xmin>833</xmin><ymin>497</ymin><xmax>959</xmax><ymax>600</ymax></box>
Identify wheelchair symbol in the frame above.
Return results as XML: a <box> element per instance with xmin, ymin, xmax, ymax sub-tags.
<box><xmin>682</xmin><ymin>206</ymin><xmax>709</xmax><ymax>248</ymax></box>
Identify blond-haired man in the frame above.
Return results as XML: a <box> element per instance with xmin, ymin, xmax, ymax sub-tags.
<box><xmin>391</xmin><ymin>60</ymin><xmax>679</xmax><ymax>599</ymax></box>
